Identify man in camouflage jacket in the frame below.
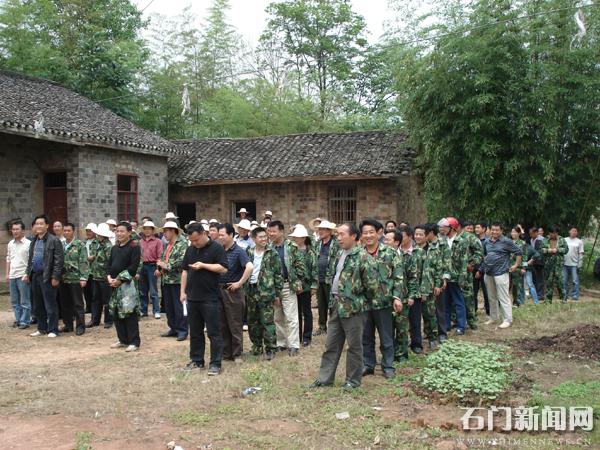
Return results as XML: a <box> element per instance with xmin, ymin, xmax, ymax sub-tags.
<box><xmin>309</xmin><ymin>223</ymin><xmax>378</xmax><ymax>391</ymax></box>
<box><xmin>361</xmin><ymin>219</ymin><xmax>403</xmax><ymax>377</ymax></box>
<box><xmin>460</xmin><ymin>222</ymin><xmax>484</xmax><ymax>329</ymax></box>
<box><xmin>88</xmin><ymin>223</ymin><xmax>114</xmax><ymax>328</ymax></box>
<box><xmin>60</xmin><ymin>223</ymin><xmax>89</xmax><ymax>334</ymax></box>
<box><xmin>245</xmin><ymin>227</ymin><xmax>284</xmax><ymax>359</ymax></box>
<box><xmin>541</xmin><ymin>226</ymin><xmax>568</xmax><ymax>303</ymax></box>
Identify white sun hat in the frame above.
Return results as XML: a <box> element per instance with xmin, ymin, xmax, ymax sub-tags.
<box><xmin>105</xmin><ymin>219</ymin><xmax>117</xmax><ymax>226</ymax></box>
<box><xmin>264</xmin><ymin>210</ymin><xmax>273</xmax><ymax>217</ymax></box>
<box><xmin>209</xmin><ymin>219</ymin><xmax>219</xmax><ymax>224</ymax></box>
<box><xmin>289</xmin><ymin>224</ymin><xmax>309</xmax><ymax>238</ymax></box>
<box><xmin>238</xmin><ymin>208</ymin><xmax>248</xmax><ymax>214</ymax></box>
<box><xmin>317</xmin><ymin>220</ymin><xmax>336</xmax><ymax>230</ymax></box>
<box><xmin>164</xmin><ymin>212</ymin><xmax>178</xmax><ymax>220</ymax></box>
<box><xmin>95</xmin><ymin>222</ymin><xmax>115</xmax><ymax>238</ymax></box>
<box><xmin>85</xmin><ymin>223</ymin><xmax>97</xmax><ymax>232</ymax></box>
<box><xmin>235</xmin><ymin>219</ymin><xmax>252</xmax><ymax>232</ymax></box>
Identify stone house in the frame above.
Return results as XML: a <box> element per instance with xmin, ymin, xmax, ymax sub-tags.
<box><xmin>0</xmin><ymin>70</ymin><xmax>173</xmax><ymax>274</ymax></box>
<box><xmin>168</xmin><ymin>131</ymin><xmax>425</xmax><ymax>227</ymax></box>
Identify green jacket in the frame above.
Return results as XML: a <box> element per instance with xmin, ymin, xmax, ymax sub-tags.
<box><xmin>541</xmin><ymin>236</ymin><xmax>568</xmax><ymax>268</ymax></box>
<box><xmin>281</xmin><ymin>240</ymin><xmax>307</xmax><ymax>293</ymax></box>
<box><xmin>245</xmin><ymin>245</ymin><xmax>284</xmax><ymax>302</ymax></box>
<box><xmin>398</xmin><ymin>246</ymin><xmax>422</xmax><ymax>302</ymax></box>
<box><xmin>364</xmin><ymin>243</ymin><xmax>404</xmax><ymax>309</ymax></box>
<box><xmin>442</xmin><ymin>233</ymin><xmax>470</xmax><ymax>288</ymax></box>
<box><xmin>321</xmin><ymin>237</ymin><xmax>341</xmax><ymax>285</ymax></box>
<box><xmin>510</xmin><ymin>239</ymin><xmax>528</xmax><ymax>268</ymax></box>
<box><xmin>463</xmin><ymin>231</ymin><xmax>484</xmax><ymax>268</ymax></box>
<box><xmin>109</xmin><ymin>270</ymin><xmax>140</xmax><ymax>319</ymax></box>
<box><xmin>62</xmin><ymin>239</ymin><xmax>89</xmax><ymax>283</ymax></box>
<box><xmin>90</xmin><ymin>238</ymin><xmax>112</xmax><ymax>281</ymax></box>
<box><xmin>159</xmin><ymin>238</ymin><xmax>188</xmax><ymax>285</ymax></box>
<box><xmin>329</xmin><ymin>245</ymin><xmax>379</xmax><ymax>318</ymax></box>
<box><xmin>297</xmin><ymin>243</ymin><xmax>318</xmax><ymax>292</ymax></box>
<box><xmin>420</xmin><ymin>240</ymin><xmax>447</xmax><ymax>297</ymax></box>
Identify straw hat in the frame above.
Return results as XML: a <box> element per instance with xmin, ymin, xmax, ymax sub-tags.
<box><xmin>200</xmin><ymin>219</ymin><xmax>209</xmax><ymax>225</ymax></box>
<box><xmin>162</xmin><ymin>221</ymin><xmax>185</xmax><ymax>235</ymax></box>
<box><xmin>264</xmin><ymin>210</ymin><xmax>273</xmax><ymax>217</ymax></box>
<box><xmin>105</xmin><ymin>219</ymin><xmax>117</xmax><ymax>226</ymax></box>
<box><xmin>164</xmin><ymin>212</ymin><xmax>178</xmax><ymax>220</ymax></box>
<box><xmin>85</xmin><ymin>223</ymin><xmax>97</xmax><ymax>233</ymax></box>
<box><xmin>95</xmin><ymin>222</ymin><xmax>115</xmax><ymax>238</ymax></box>
<box><xmin>209</xmin><ymin>219</ymin><xmax>219</xmax><ymax>224</ymax></box>
<box><xmin>250</xmin><ymin>220</ymin><xmax>259</xmax><ymax>231</ymax></box>
<box><xmin>317</xmin><ymin>219</ymin><xmax>336</xmax><ymax>230</ymax></box>
<box><xmin>308</xmin><ymin>217</ymin><xmax>323</xmax><ymax>230</ymax></box>
<box><xmin>238</xmin><ymin>208</ymin><xmax>248</xmax><ymax>214</ymax></box>
<box><xmin>289</xmin><ymin>224</ymin><xmax>309</xmax><ymax>238</ymax></box>
<box><xmin>234</xmin><ymin>219</ymin><xmax>252</xmax><ymax>233</ymax></box>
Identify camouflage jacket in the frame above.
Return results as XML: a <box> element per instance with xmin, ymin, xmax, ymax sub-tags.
<box><xmin>363</xmin><ymin>243</ymin><xmax>404</xmax><ymax>309</ymax></box>
<box><xmin>420</xmin><ymin>240</ymin><xmax>448</xmax><ymax>297</ymax></box>
<box><xmin>90</xmin><ymin>238</ymin><xmax>112</xmax><ymax>281</ymax></box>
<box><xmin>159</xmin><ymin>238</ymin><xmax>188</xmax><ymax>285</ymax></box>
<box><xmin>398</xmin><ymin>246</ymin><xmax>422</xmax><ymax>302</ymax></box>
<box><xmin>281</xmin><ymin>239</ymin><xmax>307</xmax><ymax>293</ymax></box>
<box><xmin>510</xmin><ymin>239</ymin><xmax>528</xmax><ymax>268</ymax></box>
<box><xmin>109</xmin><ymin>270</ymin><xmax>140</xmax><ymax>319</ymax></box>
<box><xmin>541</xmin><ymin>236</ymin><xmax>568</xmax><ymax>268</ymax></box>
<box><xmin>321</xmin><ymin>237</ymin><xmax>341</xmax><ymax>285</ymax></box>
<box><xmin>245</xmin><ymin>245</ymin><xmax>284</xmax><ymax>302</ymax></box>
<box><xmin>62</xmin><ymin>239</ymin><xmax>89</xmax><ymax>283</ymax></box>
<box><xmin>442</xmin><ymin>233</ymin><xmax>471</xmax><ymax>288</ymax></box>
<box><xmin>463</xmin><ymin>231</ymin><xmax>484</xmax><ymax>269</ymax></box>
<box><xmin>297</xmin><ymin>243</ymin><xmax>318</xmax><ymax>292</ymax></box>
<box><xmin>329</xmin><ymin>245</ymin><xmax>379</xmax><ymax>318</ymax></box>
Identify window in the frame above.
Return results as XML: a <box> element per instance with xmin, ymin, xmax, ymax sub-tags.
<box><xmin>117</xmin><ymin>174</ymin><xmax>138</xmax><ymax>222</ymax></box>
<box><xmin>328</xmin><ymin>186</ymin><xmax>356</xmax><ymax>225</ymax></box>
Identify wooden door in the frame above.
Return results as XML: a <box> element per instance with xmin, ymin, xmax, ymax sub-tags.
<box><xmin>44</xmin><ymin>172</ymin><xmax>68</xmax><ymax>224</ymax></box>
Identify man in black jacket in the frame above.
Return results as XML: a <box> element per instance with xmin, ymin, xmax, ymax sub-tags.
<box><xmin>24</xmin><ymin>214</ymin><xmax>64</xmax><ymax>338</ymax></box>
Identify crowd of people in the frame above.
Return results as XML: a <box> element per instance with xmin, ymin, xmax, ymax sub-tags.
<box><xmin>5</xmin><ymin>209</ymin><xmax>586</xmax><ymax>389</ymax></box>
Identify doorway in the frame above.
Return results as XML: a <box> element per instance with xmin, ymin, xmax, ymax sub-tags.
<box><xmin>176</xmin><ymin>202</ymin><xmax>196</xmax><ymax>227</ymax></box>
<box><xmin>232</xmin><ymin>201</ymin><xmax>256</xmax><ymax>223</ymax></box>
<box><xmin>44</xmin><ymin>171</ymin><xmax>68</xmax><ymax>225</ymax></box>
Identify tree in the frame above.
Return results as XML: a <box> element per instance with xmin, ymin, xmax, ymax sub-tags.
<box><xmin>395</xmin><ymin>0</ymin><xmax>600</xmax><ymax>229</ymax></box>
<box><xmin>0</xmin><ymin>0</ymin><xmax>148</xmax><ymax>117</ymax></box>
<box><xmin>262</xmin><ymin>0</ymin><xmax>368</xmax><ymax>122</ymax></box>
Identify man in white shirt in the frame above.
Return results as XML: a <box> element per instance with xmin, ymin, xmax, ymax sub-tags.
<box><xmin>6</xmin><ymin>220</ymin><xmax>32</xmax><ymax>328</ymax></box>
<box><xmin>563</xmin><ymin>227</ymin><xmax>585</xmax><ymax>301</ymax></box>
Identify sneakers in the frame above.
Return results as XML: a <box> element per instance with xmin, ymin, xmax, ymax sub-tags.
<box><xmin>110</xmin><ymin>341</ymin><xmax>126</xmax><ymax>349</ymax></box>
<box><xmin>154</xmin><ymin>313</ymin><xmax>161</xmax><ymax>319</ymax></box>
<box><xmin>29</xmin><ymin>330</ymin><xmax>44</xmax><ymax>337</ymax></box>
<box><xmin>498</xmin><ymin>321</ymin><xmax>511</xmax><ymax>329</ymax></box>
<box><xmin>47</xmin><ymin>332</ymin><xmax>57</xmax><ymax>338</ymax></box>
<box><xmin>207</xmin><ymin>365</ymin><xmax>221</xmax><ymax>376</ymax></box>
<box><xmin>18</xmin><ymin>324</ymin><xmax>30</xmax><ymax>330</ymax></box>
<box><xmin>125</xmin><ymin>345</ymin><xmax>139</xmax><ymax>352</ymax></box>
<box><xmin>242</xmin><ymin>324</ymin><xmax>248</xmax><ymax>331</ymax></box>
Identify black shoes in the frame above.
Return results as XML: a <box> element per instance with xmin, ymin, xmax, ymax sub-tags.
<box><xmin>75</xmin><ymin>328</ymin><xmax>85</xmax><ymax>336</ymax></box>
<box><xmin>302</xmin><ymin>340</ymin><xmax>311</xmax><ymax>347</ymax></box>
<box><xmin>307</xmin><ymin>379</ymin><xmax>332</xmax><ymax>389</ymax></box>
<box><xmin>455</xmin><ymin>329</ymin><xmax>465</xmax><ymax>336</ymax></box>
<box><xmin>184</xmin><ymin>360</ymin><xmax>205</xmax><ymax>370</ymax></box>
<box><xmin>176</xmin><ymin>335</ymin><xmax>187</xmax><ymax>341</ymax></box>
<box><xmin>277</xmin><ymin>346</ymin><xmax>288</xmax><ymax>352</ymax></box>
<box><xmin>104</xmin><ymin>323</ymin><xmax>113</xmax><ymax>329</ymax></box>
<box><xmin>362</xmin><ymin>367</ymin><xmax>375</xmax><ymax>376</ymax></box>
<box><xmin>161</xmin><ymin>331</ymin><xmax>177</xmax><ymax>337</ymax></box>
<box><xmin>288</xmin><ymin>348</ymin><xmax>299</xmax><ymax>356</ymax></box>
<box><xmin>207</xmin><ymin>365</ymin><xmax>221</xmax><ymax>376</ymax></box>
<box><xmin>341</xmin><ymin>382</ymin><xmax>359</xmax><ymax>392</ymax></box>
<box><xmin>382</xmin><ymin>370</ymin><xmax>396</xmax><ymax>379</ymax></box>
<box><xmin>412</xmin><ymin>347</ymin><xmax>423</xmax><ymax>354</ymax></box>
<box><xmin>313</xmin><ymin>329</ymin><xmax>326</xmax><ymax>336</ymax></box>
<box><xmin>265</xmin><ymin>351</ymin><xmax>275</xmax><ymax>361</ymax></box>
<box><xmin>428</xmin><ymin>340</ymin><xmax>438</xmax><ymax>350</ymax></box>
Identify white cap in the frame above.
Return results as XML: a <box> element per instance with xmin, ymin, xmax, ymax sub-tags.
<box><xmin>209</xmin><ymin>219</ymin><xmax>219</xmax><ymax>224</ymax></box>
<box><xmin>289</xmin><ymin>224</ymin><xmax>309</xmax><ymax>238</ymax></box>
<box><xmin>317</xmin><ymin>220</ymin><xmax>336</xmax><ymax>230</ymax></box>
<box><xmin>265</xmin><ymin>210</ymin><xmax>273</xmax><ymax>216</ymax></box>
<box><xmin>164</xmin><ymin>212</ymin><xmax>178</xmax><ymax>220</ymax></box>
<box><xmin>162</xmin><ymin>221</ymin><xmax>179</xmax><ymax>230</ymax></box>
<box><xmin>85</xmin><ymin>223</ymin><xmax>97</xmax><ymax>232</ymax></box>
<box><xmin>236</xmin><ymin>219</ymin><xmax>252</xmax><ymax>231</ymax></box>
<box><xmin>238</xmin><ymin>208</ymin><xmax>248</xmax><ymax>214</ymax></box>
<box><xmin>142</xmin><ymin>221</ymin><xmax>156</xmax><ymax>229</ymax></box>
<box><xmin>106</xmin><ymin>219</ymin><xmax>117</xmax><ymax>226</ymax></box>
<box><xmin>96</xmin><ymin>222</ymin><xmax>115</xmax><ymax>238</ymax></box>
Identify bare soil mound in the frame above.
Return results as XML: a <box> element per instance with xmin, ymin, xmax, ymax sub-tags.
<box><xmin>520</xmin><ymin>324</ymin><xmax>600</xmax><ymax>360</ymax></box>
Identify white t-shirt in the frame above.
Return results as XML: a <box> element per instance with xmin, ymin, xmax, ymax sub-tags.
<box><xmin>7</xmin><ymin>237</ymin><xmax>31</xmax><ymax>279</ymax></box>
<box><xmin>564</xmin><ymin>237</ymin><xmax>584</xmax><ymax>267</ymax></box>
<box><xmin>250</xmin><ymin>251</ymin><xmax>264</xmax><ymax>284</ymax></box>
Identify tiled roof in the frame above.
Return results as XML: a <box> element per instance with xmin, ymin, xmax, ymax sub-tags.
<box><xmin>168</xmin><ymin>131</ymin><xmax>414</xmax><ymax>185</ymax></box>
<box><xmin>0</xmin><ymin>70</ymin><xmax>176</xmax><ymax>155</ymax></box>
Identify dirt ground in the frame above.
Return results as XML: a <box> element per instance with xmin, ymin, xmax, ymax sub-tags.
<box><xmin>1</xmin><ymin>295</ymin><xmax>599</xmax><ymax>450</ymax></box>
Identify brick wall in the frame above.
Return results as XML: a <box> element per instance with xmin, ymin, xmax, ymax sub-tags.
<box><xmin>169</xmin><ymin>176</ymin><xmax>427</xmax><ymax>228</ymax></box>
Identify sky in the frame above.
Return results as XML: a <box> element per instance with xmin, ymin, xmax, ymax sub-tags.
<box><xmin>132</xmin><ymin>0</ymin><xmax>393</xmax><ymax>45</ymax></box>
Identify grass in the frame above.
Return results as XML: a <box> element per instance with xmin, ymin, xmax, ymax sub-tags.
<box><xmin>580</xmin><ymin>240</ymin><xmax>600</xmax><ymax>289</ymax></box>
<box><xmin>74</xmin><ymin>431</ymin><xmax>94</xmax><ymax>450</ymax></box>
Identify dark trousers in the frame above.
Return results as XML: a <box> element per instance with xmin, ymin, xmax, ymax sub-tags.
<box><xmin>163</xmin><ymin>284</ymin><xmax>188</xmax><ymax>338</ymax></box>
<box><xmin>91</xmin><ymin>280</ymin><xmax>113</xmax><ymax>325</ymax></box>
<box><xmin>316</xmin><ymin>282</ymin><xmax>330</xmax><ymax>331</ymax></box>
<box><xmin>444</xmin><ymin>282</ymin><xmax>466</xmax><ymax>332</ymax></box>
<box><xmin>84</xmin><ymin>275</ymin><xmax>93</xmax><ymax>313</ymax></box>
<box><xmin>318</xmin><ymin>306</ymin><xmax>365</xmax><ymax>387</ymax></box>
<box><xmin>362</xmin><ymin>306</ymin><xmax>394</xmax><ymax>372</ymax></box>
<box><xmin>114</xmin><ymin>315</ymin><xmax>140</xmax><ymax>347</ymax></box>
<box><xmin>139</xmin><ymin>263</ymin><xmax>160</xmax><ymax>315</ymax></box>
<box><xmin>297</xmin><ymin>290</ymin><xmax>313</xmax><ymax>342</ymax></box>
<box><xmin>435</xmin><ymin>292</ymin><xmax>447</xmax><ymax>339</ymax></box>
<box><xmin>189</xmin><ymin>300</ymin><xmax>222</xmax><ymax>368</ymax></box>
<box><xmin>408</xmin><ymin>299</ymin><xmax>423</xmax><ymax>350</ymax></box>
<box><xmin>532</xmin><ymin>266</ymin><xmax>546</xmax><ymax>300</ymax></box>
<box><xmin>31</xmin><ymin>272</ymin><xmax>59</xmax><ymax>334</ymax></box>
<box><xmin>219</xmin><ymin>286</ymin><xmax>245</xmax><ymax>359</ymax></box>
<box><xmin>59</xmin><ymin>282</ymin><xmax>85</xmax><ymax>332</ymax></box>
<box><xmin>473</xmin><ymin>275</ymin><xmax>489</xmax><ymax>316</ymax></box>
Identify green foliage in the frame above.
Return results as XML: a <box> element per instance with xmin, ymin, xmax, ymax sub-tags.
<box><xmin>241</xmin><ymin>365</ymin><xmax>275</xmax><ymax>391</ymax></box>
<box><xmin>0</xmin><ymin>0</ymin><xmax>148</xmax><ymax>118</ymax></box>
<box><xmin>170</xmin><ymin>410</ymin><xmax>213</xmax><ymax>426</ymax></box>
<box><xmin>419</xmin><ymin>341</ymin><xmax>510</xmax><ymax>401</ymax></box>
<box><xmin>395</xmin><ymin>0</ymin><xmax>600</xmax><ymax>229</ymax></box>
<box><xmin>74</xmin><ymin>431</ymin><xmax>94</xmax><ymax>450</ymax></box>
